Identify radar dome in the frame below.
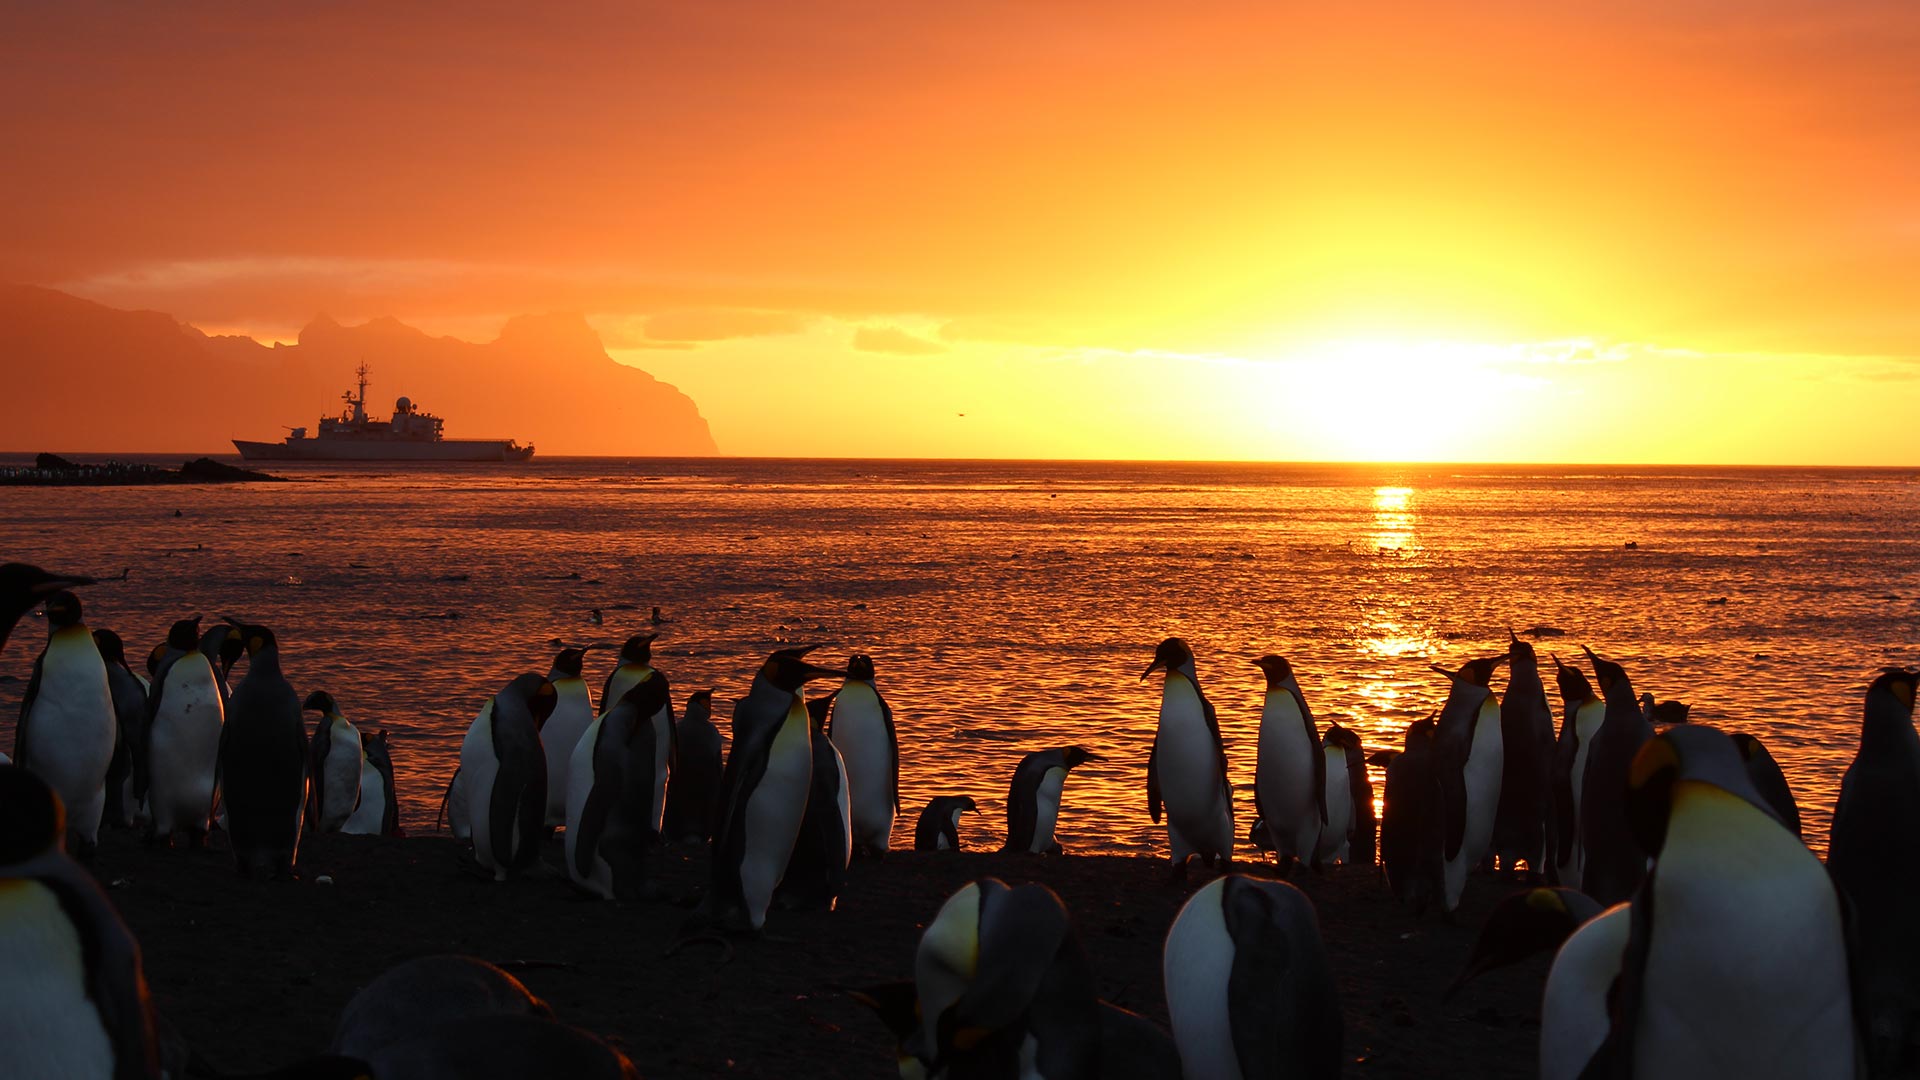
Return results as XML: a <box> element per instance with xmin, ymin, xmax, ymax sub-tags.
<box><xmin>394</xmin><ymin>396</ymin><xmax>412</xmax><ymax>413</ymax></box>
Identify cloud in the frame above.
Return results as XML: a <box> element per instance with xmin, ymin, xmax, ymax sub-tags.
<box><xmin>852</xmin><ymin>325</ymin><xmax>948</xmax><ymax>355</ymax></box>
<box><xmin>641</xmin><ymin>309</ymin><xmax>812</xmax><ymax>342</ymax></box>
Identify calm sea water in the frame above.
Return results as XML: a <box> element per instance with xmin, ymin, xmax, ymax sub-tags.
<box><xmin>3</xmin><ymin>456</ymin><xmax>1917</xmax><ymax>857</ymax></box>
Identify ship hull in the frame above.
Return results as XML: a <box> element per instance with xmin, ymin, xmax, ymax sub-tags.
<box><xmin>232</xmin><ymin>439</ymin><xmax>534</xmax><ymax>463</ymax></box>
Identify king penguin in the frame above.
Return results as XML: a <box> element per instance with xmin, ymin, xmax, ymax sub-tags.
<box><xmin>342</xmin><ymin>730</ymin><xmax>399</xmax><ymax>837</ymax></box>
<box><xmin>15</xmin><ymin>590</ymin><xmax>116</xmax><ymax>856</ymax></box>
<box><xmin>1162</xmin><ymin>873</ymin><xmax>1343</xmax><ymax>1080</ymax></box>
<box><xmin>1381</xmin><ymin>717</ymin><xmax>1445</xmax><ymax>915</ymax></box>
<box><xmin>1143</xmin><ymin>637</ymin><xmax>1234</xmax><ymax>876</ymax></box>
<box><xmin>828</xmin><ymin>653</ymin><xmax>899</xmax><ymax>857</ymax></box>
<box><xmin>601</xmin><ymin>632</ymin><xmax>677</xmax><ymax>839</ymax></box>
<box><xmin>217</xmin><ymin>622</ymin><xmax>308</xmax><ymax>878</ymax></box>
<box><xmin>662</xmin><ymin>689</ymin><xmax>723</xmax><ymax>845</ymax></box>
<box><xmin>1827</xmin><ymin>668</ymin><xmax>1920</xmax><ymax>1077</ymax></box>
<box><xmin>539</xmin><ymin>646</ymin><xmax>598</xmax><ymax>828</ymax></box>
<box><xmin>303</xmin><ymin>691</ymin><xmax>363</xmax><ymax>834</ymax></box>
<box><xmin>1548</xmin><ymin>654</ymin><xmax>1605</xmax><ymax>889</ymax></box>
<box><xmin>91</xmin><ymin>629</ymin><xmax>147</xmax><ymax>831</ymax></box>
<box><xmin>1333</xmin><ymin>723</ymin><xmax>1376</xmax><ymax>867</ymax></box>
<box><xmin>1574</xmin><ymin>646</ymin><xmax>1652</xmax><ymax>906</ymax></box>
<box><xmin>0</xmin><ymin>764</ymin><xmax>161</xmax><ymax>1079</ymax></box>
<box><xmin>1311</xmin><ymin>723</ymin><xmax>1355</xmax><ymax>868</ymax></box>
<box><xmin>1002</xmin><ymin>745</ymin><xmax>1103</xmax><ymax>854</ymax></box>
<box><xmin>1252</xmin><ymin>654</ymin><xmax>1326</xmax><ymax>875</ymax></box>
<box><xmin>706</xmin><ymin>647</ymin><xmax>845</xmax><ymax>931</ymax></box>
<box><xmin>566</xmin><ymin>675</ymin><xmax>671</xmax><ymax>900</ymax></box>
<box><xmin>908</xmin><ymin>878</ymin><xmax>1102</xmax><ymax>1079</ymax></box>
<box><xmin>1576</xmin><ymin>725</ymin><xmax>1855</xmax><ymax>1077</ymax></box>
<box><xmin>915</xmin><ymin>794</ymin><xmax>978</xmax><ymax>852</ymax></box>
<box><xmin>1728</xmin><ymin>731</ymin><xmax>1800</xmax><ymax>838</ymax></box>
<box><xmin>0</xmin><ymin>563</ymin><xmax>92</xmax><ymax>656</ymax></box>
<box><xmin>142</xmin><ymin>617</ymin><xmax>224</xmax><ymax>848</ymax></box>
<box><xmin>1492</xmin><ymin>631</ymin><xmax>1555</xmax><ymax>875</ymax></box>
<box><xmin>1432</xmin><ymin>654</ymin><xmax>1507</xmax><ymax>913</ymax></box>
<box><xmin>460</xmin><ymin>673</ymin><xmax>557</xmax><ymax>881</ymax></box>
<box><xmin>776</xmin><ymin>694</ymin><xmax>852</xmax><ymax>911</ymax></box>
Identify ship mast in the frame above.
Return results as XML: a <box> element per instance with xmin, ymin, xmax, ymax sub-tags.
<box><xmin>342</xmin><ymin>362</ymin><xmax>370</xmax><ymax>423</ymax></box>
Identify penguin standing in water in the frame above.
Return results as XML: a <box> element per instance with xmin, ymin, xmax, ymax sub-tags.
<box><xmin>15</xmin><ymin>590</ymin><xmax>116</xmax><ymax>855</ymax></box>
<box><xmin>342</xmin><ymin>731</ymin><xmax>399</xmax><ymax>837</ymax></box>
<box><xmin>1492</xmin><ymin>632</ymin><xmax>1554</xmax><ymax>875</ymax></box>
<box><xmin>706</xmin><ymin>647</ymin><xmax>845</xmax><ymax>932</ymax></box>
<box><xmin>1253</xmin><ymin>654</ymin><xmax>1326</xmax><ymax>875</ymax></box>
<box><xmin>662</xmin><ymin>690</ymin><xmax>723</xmax><ymax>845</ymax></box>
<box><xmin>600</xmin><ymin>634</ymin><xmax>676</xmax><ymax>839</ymax></box>
<box><xmin>143</xmin><ymin>617</ymin><xmax>224</xmax><ymax>848</ymax></box>
<box><xmin>566</xmin><ymin>675</ymin><xmax>671</xmax><ymax>900</ymax></box>
<box><xmin>1002</xmin><ymin>745</ymin><xmax>1104</xmax><ymax>854</ymax></box>
<box><xmin>217</xmin><ymin>622</ymin><xmax>308</xmax><ymax>878</ymax></box>
<box><xmin>91</xmin><ymin>629</ymin><xmax>147</xmax><ymax>831</ymax></box>
<box><xmin>915</xmin><ymin>794</ymin><xmax>978</xmax><ymax>852</ymax></box>
<box><xmin>828</xmin><ymin>653</ymin><xmax>898</xmax><ymax>857</ymax></box>
<box><xmin>1163</xmin><ymin>874</ymin><xmax>1342</xmax><ymax>1080</ymax></box>
<box><xmin>1432</xmin><ymin>655</ymin><xmax>1506</xmax><ymax>913</ymax></box>
<box><xmin>1828</xmin><ymin>669</ymin><xmax>1920</xmax><ymax>1077</ymax></box>
<box><xmin>0</xmin><ymin>563</ymin><xmax>92</xmax><ymax>655</ymax></box>
<box><xmin>1312</xmin><ymin>723</ymin><xmax>1354</xmax><ymax>868</ymax></box>
<box><xmin>1143</xmin><ymin>638</ymin><xmax>1234</xmax><ymax>876</ymax></box>
<box><xmin>303</xmin><ymin>692</ymin><xmax>363</xmax><ymax>834</ymax></box>
<box><xmin>908</xmin><ymin>878</ymin><xmax>1101</xmax><ymax>1079</ymax></box>
<box><xmin>539</xmin><ymin>647</ymin><xmax>597</xmax><ymax>828</ymax></box>
<box><xmin>0</xmin><ymin>765</ymin><xmax>161</xmax><ymax>1079</ymax></box>
<box><xmin>1549</xmin><ymin>655</ymin><xmax>1605</xmax><ymax>888</ymax></box>
<box><xmin>1728</xmin><ymin>732</ymin><xmax>1800</xmax><ymax>837</ymax></box>
<box><xmin>1575</xmin><ymin>725</ymin><xmax>1855</xmax><ymax>1077</ymax></box>
<box><xmin>1381</xmin><ymin>717</ymin><xmax>1445</xmax><ymax>915</ymax></box>
<box><xmin>460</xmin><ymin>674</ymin><xmax>557</xmax><ymax>882</ymax></box>
<box><xmin>776</xmin><ymin>695</ymin><xmax>852</xmax><ymax>911</ymax></box>
<box><xmin>1575</xmin><ymin>646</ymin><xmax>1652</xmax><ymax>906</ymax></box>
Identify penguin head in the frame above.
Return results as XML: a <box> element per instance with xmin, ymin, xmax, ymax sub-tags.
<box><xmin>615</xmin><ymin>673</ymin><xmax>670</xmax><ymax>727</ymax></box>
<box><xmin>911</xmin><ymin>878</ymin><xmax>1082</xmax><ymax>1073</ymax></box>
<box><xmin>1552</xmin><ymin>653</ymin><xmax>1595</xmax><ymax>703</ymax></box>
<box><xmin>303</xmin><ymin>690</ymin><xmax>338</xmax><ymax>715</ymax></box>
<box><xmin>760</xmin><ymin>646</ymin><xmax>848</xmax><ymax>692</ymax></box>
<box><xmin>682</xmin><ymin>689</ymin><xmax>713</xmax><ymax>724</ymax></box>
<box><xmin>1728</xmin><ymin>732</ymin><xmax>1771</xmax><ymax>763</ymax></box>
<box><xmin>1252</xmin><ymin>653</ymin><xmax>1296</xmax><ymax>689</ymax></box>
<box><xmin>146</xmin><ymin>642</ymin><xmax>166</xmax><ymax>676</ymax></box>
<box><xmin>226</xmin><ymin>621</ymin><xmax>278</xmax><ymax>659</ymax></box>
<box><xmin>527</xmin><ymin>678</ymin><xmax>560</xmax><ymax>724</ymax></box>
<box><xmin>42</xmin><ymin>590</ymin><xmax>83</xmax><ymax>629</ymax></box>
<box><xmin>1061</xmin><ymin>745</ymin><xmax>1104</xmax><ymax>769</ymax></box>
<box><xmin>1448</xmin><ymin>887</ymin><xmax>1602</xmax><ymax>998</ymax></box>
<box><xmin>1582</xmin><ymin>645</ymin><xmax>1631</xmax><ymax>697</ymax></box>
<box><xmin>551</xmin><ymin>645</ymin><xmax>593</xmax><ymax>679</ymax></box>
<box><xmin>805</xmin><ymin>693</ymin><xmax>835</xmax><ymax>734</ymax></box>
<box><xmin>1141</xmin><ymin>637</ymin><xmax>1195</xmax><ymax>681</ymax></box>
<box><xmin>618</xmin><ymin>633</ymin><xmax>658</xmax><ymax>666</ymax></box>
<box><xmin>1323</xmin><ymin>722</ymin><xmax>1361</xmax><ymax>752</ymax></box>
<box><xmin>848</xmin><ymin>653</ymin><xmax>877</xmax><ymax>681</ymax></box>
<box><xmin>0</xmin><ymin>562</ymin><xmax>94</xmax><ymax>604</ymax></box>
<box><xmin>166</xmin><ymin>616</ymin><xmax>203</xmax><ymax>650</ymax></box>
<box><xmin>92</xmin><ymin>628</ymin><xmax>126</xmax><ymax>666</ymax></box>
<box><xmin>1432</xmin><ymin>655</ymin><xmax>1507</xmax><ymax>687</ymax></box>
<box><xmin>1866</xmin><ymin>668</ymin><xmax>1917</xmax><ymax>722</ymax></box>
<box><xmin>0</xmin><ymin>764</ymin><xmax>66</xmax><ymax>863</ymax></box>
<box><xmin>1626</xmin><ymin>724</ymin><xmax>1782</xmax><ymax>856</ymax></box>
<box><xmin>1402</xmin><ymin>717</ymin><xmax>1436</xmax><ymax>750</ymax></box>
<box><xmin>1507</xmin><ymin>629</ymin><xmax>1537</xmax><ymax>669</ymax></box>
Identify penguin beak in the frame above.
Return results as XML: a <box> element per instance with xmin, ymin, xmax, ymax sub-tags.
<box><xmin>800</xmin><ymin>661</ymin><xmax>848</xmax><ymax>684</ymax></box>
<box><xmin>31</xmin><ymin>572</ymin><xmax>93</xmax><ymax>596</ymax></box>
<box><xmin>1429</xmin><ymin>663</ymin><xmax>1457</xmax><ymax>679</ymax></box>
<box><xmin>1140</xmin><ymin>659</ymin><xmax>1164</xmax><ymax>681</ymax></box>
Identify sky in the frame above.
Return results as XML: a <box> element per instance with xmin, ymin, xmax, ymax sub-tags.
<box><xmin>4</xmin><ymin>1</ymin><xmax>1918</xmax><ymax>462</ymax></box>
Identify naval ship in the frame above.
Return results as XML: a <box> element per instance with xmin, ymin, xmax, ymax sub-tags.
<box><xmin>233</xmin><ymin>365</ymin><xmax>535</xmax><ymax>462</ymax></box>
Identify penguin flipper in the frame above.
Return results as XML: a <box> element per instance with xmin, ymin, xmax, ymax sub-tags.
<box><xmin>15</xmin><ymin>649</ymin><xmax>45</xmax><ymax>766</ymax></box>
<box><xmin>1148</xmin><ymin>742</ymin><xmax>1163</xmax><ymax>825</ymax></box>
<box><xmin>489</xmin><ymin>757</ymin><xmax>537</xmax><ymax>871</ymax></box>
<box><xmin>881</xmin><ymin>692</ymin><xmax>901</xmax><ymax>814</ymax></box>
<box><xmin>1441</xmin><ymin>758</ymin><xmax>1469</xmax><ymax>861</ymax></box>
<box><xmin>1203</xmin><ymin>695</ymin><xmax>1234</xmax><ymax>811</ymax></box>
<box><xmin>1003</xmin><ymin>761</ymin><xmax>1039</xmax><ymax>853</ymax></box>
<box><xmin>574</xmin><ymin>776</ymin><xmax>615</xmax><ymax>879</ymax></box>
<box><xmin>1223</xmin><ymin>883</ymin><xmax>1301</xmax><ymax>1079</ymax></box>
<box><xmin>1312</xmin><ymin>729</ymin><xmax>1328</xmax><ymax>826</ymax></box>
<box><xmin>438</xmin><ymin>766</ymin><xmax>461</xmax><ymax>831</ymax></box>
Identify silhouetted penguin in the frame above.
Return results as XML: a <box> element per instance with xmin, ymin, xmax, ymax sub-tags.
<box><xmin>0</xmin><ymin>765</ymin><xmax>161</xmax><ymax>1079</ymax></box>
<box><xmin>330</xmin><ymin>954</ymin><xmax>552</xmax><ymax>1060</ymax></box>
<box><xmin>1333</xmin><ymin>724</ymin><xmax>1376</xmax><ymax>867</ymax></box>
<box><xmin>1579</xmin><ymin>725</ymin><xmax>1854</xmax><ymax>1076</ymax></box>
<box><xmin>218</xmin><ymin>622</ymin><xmax>308</xmax><ymax>878</ymax></box>
<box><xmin>1002</xmin><ymin>745</ymin><xmax>1103</xmax><ymax>854</ymax></box>
<box><xmin>1381</xmin><ymin>717</ymin><xmax>1445</xmax><ymax>915</ymax></box>
<box><xmin>909</xmin><ymin>878</ymin><xmax>1101</xmax><ymax>1078</ymax></box>
<box><xmin>776</xmin><ymin>694</ymin><xmax>851</xmax><ymax>911</ymax></box>
<box><xmin>599</xmin><ymin>633</ymin><xmax>675</xmax><ymax>837</ymax></box>
<box><xmin>92</xmin><ymin>629</ymin><xmax>147</xmax><ymax>831</ymax></box>
<box><xmin>539</xmin><ymin>646</ymin><xmax>597</xmax><ymax>827</ymax></box>
<box><xmin>303</xmin><ymin>691</ymin><xmax>362</xmax><ymax>834</ymax></box>
<box><xmin>1253</xmin><ymin>654</ymin><xmax>1325</xmax><ymax>875</ymax></box>
<box><xmin>1432</xmin><ymin>654</ymin><xmax>1506</xmax><ymax>913</ymax></box>
<box><xmin>707</xmin><ymin>647</ymin><xmax>845</xmax><ymax>931</ymax></box>
<box><xmin>1725</xmin><ymin>731</ymin><xmax>1800</xmax><ymax>838</ymax></box>
<box><xmin>143</xmin><ymin>617</ymin><xmax>224</xmax><ymax>848</ymax></box>
<box><xmin>0</xmin><ymin>564</ymin><xmax>92</xmax><ymax>655</ymax></box>
<box><xmin>1828</xmin><ymin>668</ymin><xmax>1920</xmax><ymax>1077</ymax></box>
<box><xmin>1574</xmin><ymin>646</ymin><xmax>1651</xmax><ymax>906</ymax></box>
<box><xmin>1493</xmin><ymin>632</ymin><xmax>1554</xmax><ymax>875</ymax></box>
<box><xmin>1163</xmin><ymin>874</ymin><xmax>1343</xmax><ymax>1079</ymax></box>
<box><xmin>828</xmin><ymin>653</ymin><xmax>898</xmax><ymax>857</ymax></box>
<box><xmin>662</xmin><ymin>689</ymin><xmax>723</xmax><ymax>845</ymax></box>
<box><xmin>566</xmin><ymin>675</ymin><xmax>671</xmax><ymax>900</ymax></box>
<box><xmin>460</xmin><ymin>674</ymin><xmax>556</xmax><ymax>881</ymax></box>
<box><xmin>15</xmin><ymin>590</ymin><xmax>115</xmax><ymax>855</ymax></box>
<box><xmin>1447</xmin><ymin>886</ymin><xmax>1603</xmax><ymax>998</ymax></box>
<box><xmin>342</xmin><ymin>731</ymin><xmax>399</xmax><ymax>837</ymax></box>
<box><xmin>1312</xmin><ymin>724</ymin><xmax>1354</xmax><ymax>868</ymax></box>
<box><xmin>1638</xmin><ymin>693</ymin><xmax>1690</xmax><ymax>725</ymax></box>
<box><xmin>1143</xmin><ymin>638</ymin><xmax>1234</xmax><ymax>875</ymax></box>
<box><xmin>915</xmin><ymin>794</ymin><xmax>977</xmax><ymax>852</ymax></box>
<box><xmin>1549</xmin><ymin>654</ymin><xmax>1605</xmax><ymax>888</ymax></box>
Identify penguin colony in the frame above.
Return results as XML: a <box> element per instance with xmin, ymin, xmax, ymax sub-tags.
<box><xmin>4</xmin><ymin>560</ymin><xmax>1919</xmax><ymax>1078</ymax></box>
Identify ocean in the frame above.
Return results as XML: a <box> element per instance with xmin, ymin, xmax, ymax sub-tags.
<box><xmin>3</xmin><ymin>455</ymin><xmax>1917</xmax><ymax>857</ymax></box>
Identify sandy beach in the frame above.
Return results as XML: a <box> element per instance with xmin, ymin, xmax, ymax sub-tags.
<box><xmin>101</xmin><ymin>828</ymin><xmax>1548</xmax><ymax>1078</ymax></box>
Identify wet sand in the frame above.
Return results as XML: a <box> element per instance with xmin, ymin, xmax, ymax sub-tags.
<box><xmin>101</xmin><ymin>830</ymin><xmax>1546</xmax><ymax>1078</ymax></box>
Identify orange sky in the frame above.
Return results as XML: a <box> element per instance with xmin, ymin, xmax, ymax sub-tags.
<box><xmin>4</xmin><ymin>1</ymin><xmax>1918</xmax><ymax>462</ymax></box>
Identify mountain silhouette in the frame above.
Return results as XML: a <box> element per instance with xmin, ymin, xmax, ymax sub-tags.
<box><xmin>0</xmin><ymin>284</ymin><xmax>717</xmax><ymax>455</ymax></box>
